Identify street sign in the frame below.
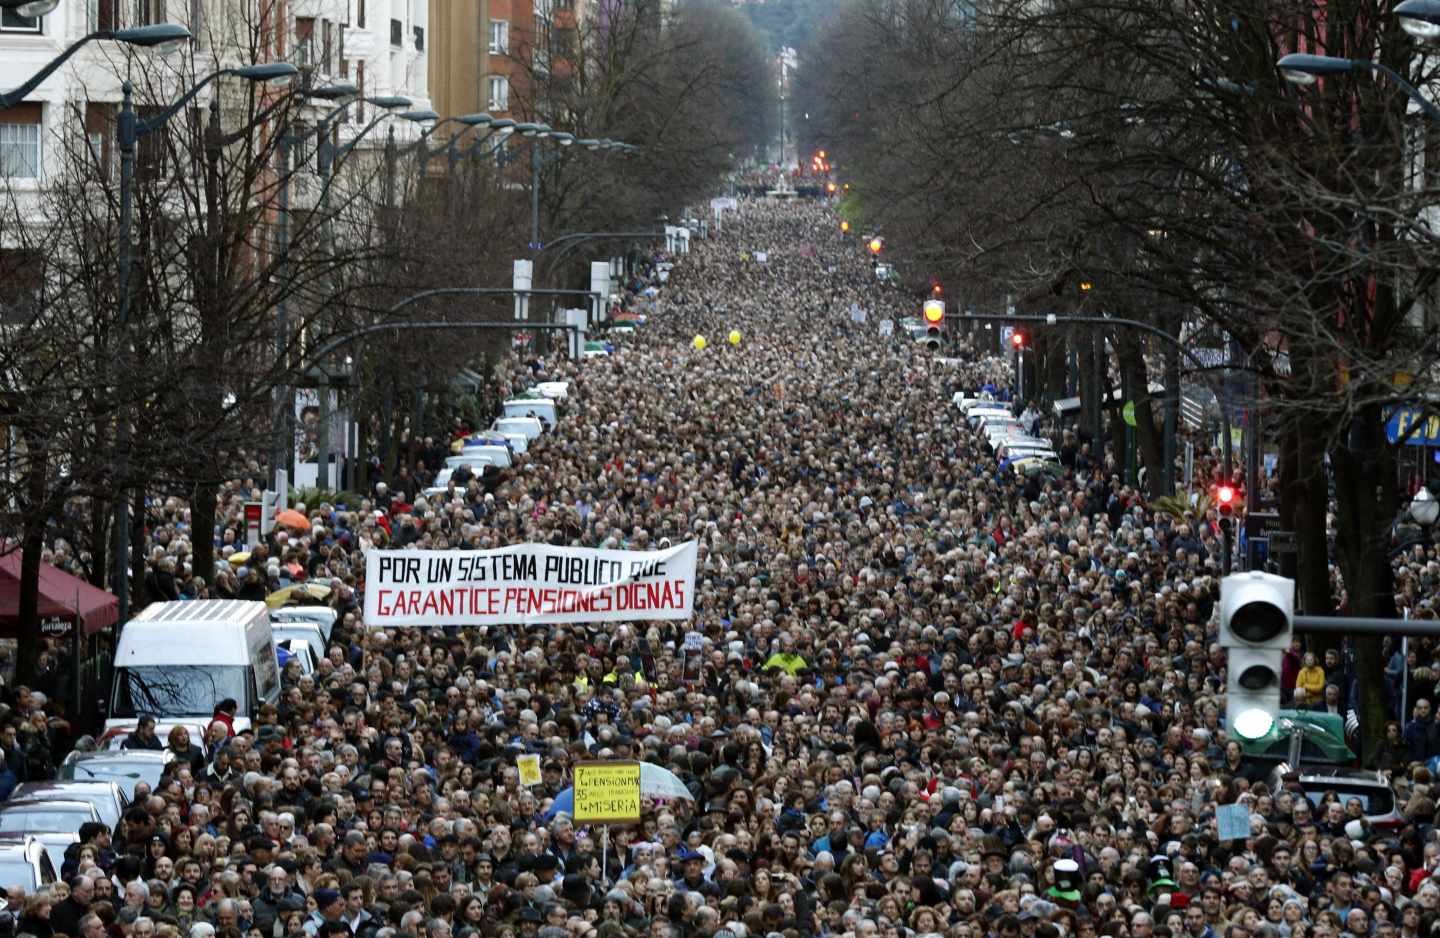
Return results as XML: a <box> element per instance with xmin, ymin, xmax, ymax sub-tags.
<box><xmin>573</xmin><ymin>761</ymin><xmax>642</xmax><ymax>823</ymax></box>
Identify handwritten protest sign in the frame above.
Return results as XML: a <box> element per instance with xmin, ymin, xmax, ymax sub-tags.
<box><xmin>516</xmin><ymin>753</ymin><xmax>542</xmax><ymax>787</ymax></box>
<box><xmin>364</xmin><ymin>541</ymin><xmax>696</xmax><ymax>626</ymax></box>
<box><xmin>1215</xmin><ymin>803</ymin><xmax>1252</xmax><ymax>841</ymax></box>
<box><xmin>573</xmin><ymin>761</ymin><xmax>642</xmax><ymax>823</ymax></box>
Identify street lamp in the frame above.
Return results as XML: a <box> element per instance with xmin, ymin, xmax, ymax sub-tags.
<box><xmin>0</xmin><ymin>22</ymin><xmax>191</xmax><ymax>109</ymax></box>
<box><xmin>1397</xmin><ymin>0</ymin><xmax>1440</xmax><ymax>40</ymax></box>
<box><xmin>1411</xmin><ymin>487</ymin><xmax>1439</xmax><ymax>528</ymax></box>
<box><xmin>113</xmin><ymin>60</ymin><xmax>297</xmax><ymax>628</ymax></box>
<box><xmin>0</xmin><ymin>0</ymin><xmax>59</xmax><ymax>14</ymax></box>
<box><xmin>509</xmin><ymin>126</ymin><xmax>631</xmax><ymax>247</ymax></box>
<box><xmin>1278</xmin><ymin>52</ymin><xmax>1440</xmax><ymax>121</ymax></box>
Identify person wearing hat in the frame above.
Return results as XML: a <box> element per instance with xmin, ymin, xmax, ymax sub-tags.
<box><xmin>304</xmin><ymin>889</ymin><xmax>344</xmax><ymax>937</ymax></box>
<box><xmin>673</xmin><ymin>846</ymin><xmax>713</xmax><ymax>895</ymax></box>
<box><xmin>1046</xmin><ymin>859</ymin><xmax>1083</xmax><ymax>909</ymax></box>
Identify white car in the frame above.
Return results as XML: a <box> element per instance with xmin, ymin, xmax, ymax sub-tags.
<box><xmin>492</xmin><ymin>417</ymin><xmax>545</xmax><ymax>442</ymax></box>
<box><xmin>271</xmin><ymin>622</ymin><xmax>326</xmax><ymax>662</ymax></box>
<box><xmin>535</xmin><ymin>381</ymin><xmax>570</xmax><ymax>400</ymax></box>
<box><xmin>268</xmin><ymin>607</ymin><xmax>337</xmax><ymax>643</ymax></box>
<box><xmin>277</xmin><ymin>639</ymin><xmax>316</xmax><ymax>675</ymax></box>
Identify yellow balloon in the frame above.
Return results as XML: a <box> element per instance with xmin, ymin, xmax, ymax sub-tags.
<box><xmin>692</xmin><ymin>335</ymin><xmax>707</xmax><ymax>350</ymax></box>
<box><xmin>728</xmin><ymin>330</ymin><xmax>742</xmax><ymax>346</ymax></box>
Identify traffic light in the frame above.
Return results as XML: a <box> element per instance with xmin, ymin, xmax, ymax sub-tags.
<box><xmin>826</xmin><ymin>181</ymin><xmax>838</xmax><ymax>195</ymax></box>
<box><xmin>840</xmin><ymin>220</ymin><xmax>851</xmax><ymax>233</ymax></box>
<box><xmin>1216</xmin><ymin>484</ymin><xmax>1237</xmax><ymax>516</ymax></box>
<box><xmin>922</xmin><ymin>299</ymin><xmax>944</xmax><ymax>351</ymax></box>
<box><xmin>1220</xmin><ymin>572</ymin><xmax>1294</xmax><ymax>740</ymax></box>
<box><xmin>1010</xmin><ymin>330</ymin><xmax>1026</xmax><ymax>350</ymax></box>
<box><xmin>867</xmin><ymin>237</ymin><xmax>883</xmax><ymax>255</ymax></box>
<box><xmin>930</xmin><ymin>279</ymin><xmax>943</xmax><ymax>297</ymax></box>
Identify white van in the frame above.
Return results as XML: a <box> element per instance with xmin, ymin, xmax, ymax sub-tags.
<box><xmin>492</xmin><ymin>417</ymin><xmax>545</xmax><ymax>442</ymax></box>
<box><xmin>108</xmin><ymin>600</ymin><xmax>278</xmax><ymax>738</ymax></box>
<box><xmin>502</xmin><ymin>398</ymin><xmax>557</xmax><ymax>429</ymax></box>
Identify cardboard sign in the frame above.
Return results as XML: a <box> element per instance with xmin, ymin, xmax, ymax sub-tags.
<box><xmin>517</xmin><ymin>753</ymin><xmax>542</xmax><ymax>787</ymax></box>
<box><xmin>364</xmin><ymin>541</ymin><xmax>697</xmax><ymax>626</ymax></box>
<box><xmin>1215</xmin><ymin>803</ymin><xmax>1252</xmax><ymax>841</ymax></box>
<box><xmin>573</xmin><ymin>761</ymin><xmax>642</xmax><ymax>823</ymax></box>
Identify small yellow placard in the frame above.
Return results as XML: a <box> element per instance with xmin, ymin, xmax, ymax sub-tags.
<box><xmin>573</xmin><ymin>760</ymin><xmax>641</xmax><ymax>823</ymax></box>
<box><xmin>517</xmin><ymin>753</ymin><xmax>542</xmax><ymax>787</ymax></box>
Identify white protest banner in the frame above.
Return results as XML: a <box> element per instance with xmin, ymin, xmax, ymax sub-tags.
<box><xmin>364</xmin><ymin>540</ymin><xmax>697</xmax><ymax>626</ymax></box>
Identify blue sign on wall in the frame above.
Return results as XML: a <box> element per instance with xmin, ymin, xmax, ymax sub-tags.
<box><xmin>1386</xmin><ymin>408</ymin><xmax>1440</xmax><ymax>447</ymax></box>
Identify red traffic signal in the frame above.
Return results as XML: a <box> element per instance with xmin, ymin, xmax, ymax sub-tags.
<box><xmin>930</xmin><ymin>279</ymin><xmax>943</xmax><ymax>297</ymax></box>
<box><xmin>1010</xmin><ymin>331</ymin><xmax>1026</xmax><ymax>349</ymax></box>
<box><xmin>826</xmin><ymin>181</ymin><xmax>838</xmax><ymax>194</ymax></box>
<box><xmin>1216</xmin><ymin>484</ymin><xmax>1237</xmax><ymax>515</ymax></box>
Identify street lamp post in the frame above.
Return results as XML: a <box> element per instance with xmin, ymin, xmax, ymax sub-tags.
<box><xmin>269</xmin><ymin>81</ymin><xmax>359</xmax><ymax>487</ymax></box>
<box><xmin>112</xmin><ymin>61</ymin><xmax>297</xmax><ymax>628</ymax></box>
<box><xmin>1278</xmin><ymin>52</ymin><xmax>1440</xmax><ymax>121</ymax></box>
<box><xmin>507</xmin><ymin>125</ymin><xmax>631</xmax><ymax>248</ymax></box>
<box><xmin>0</xmin><ymin>21</ymin><xmax>190</xmax><ymax>109</ymax></box>
<box><xmin>311</xmin><ymin>103</ymin><xmax>434</xmax><ymax>489</ymax></box>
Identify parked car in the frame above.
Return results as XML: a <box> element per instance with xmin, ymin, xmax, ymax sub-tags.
<box><xmin>9</xmin><ymin>781</ymin><xmax>128</xmax><ymax>830</ymax></box>
<box><xmin>58</xmin><ymin>750</ymin><xmax>173</xmax><ymax>799</ymax></box>
<box><xmin>267</xmin><ymin>606</ymin><xmax>337</xmax><ymax>643</ymax></box>
<box><xmin>0</xmin><ymin>831</ymin><xmax>74</xmax><ymax>877</ymax></box>
<box><xmin>0</xmin><ymin>799</ymin><xmax>101</xmax><ymax>836</ymax></box>
<box><xmin>1266</xmin><ymin>765</ymin><xmax>1404</xmax><ymax>830</ymax></box>
<box><xmin>0</xmin><ymin>834</ymin><xmax>58</xmax><ymax>892</ymax></box>
<box><xmin>99</xmin><ymin>721</ymin><xmax>209</xmax><ymax>758</ymax></box>
<box><xmin>276</xmin><ymin>638</ymin><xmax>316</xmax><ymax>675</ymax></box>
<box><xmin>270</xmin><ymin>622</ymin><xmax>326</xmax><ymax>663</ymax></box>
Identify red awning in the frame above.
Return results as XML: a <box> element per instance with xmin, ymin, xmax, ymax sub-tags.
<box><xmin>0</xmin><ymin>545</ymin><xmax>118</xmax><ymax>636</ymax></box>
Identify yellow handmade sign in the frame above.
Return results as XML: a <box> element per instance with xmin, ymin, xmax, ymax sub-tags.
<box><xmin>516</xmin><ymin>753</ymin><xmax>542</xmax><ymax>787</ymax></box>
<box><xmin>573</xmin><ymin>760</ymin><xmax>642</xmax><ymax>823</ymax></box>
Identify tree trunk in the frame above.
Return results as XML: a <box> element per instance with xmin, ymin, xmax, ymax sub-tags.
<box><xmin>129</xmin><ymin>488</ymin><xmax>145</xmax><ymax>607</ymax></box>
<box><xmin>191</xmin><ymin>477</ymin><xmax>218</xmax><ymax>593</ymax></box>
<box><xmin>1331</xmin><ymin>399</ymin><xmax>1400</xmax><ymax>766</ymax></box>
<box><xmin>1115</xmin><ymin>331</ymin><xmax>1163</xmax><ymax>497</ymax></box>
<box><xmin>87</xmin><ymin>494</ymin><xmax>108</xmax><ymax>589</ymax></box>
<box><xmin>16</xmin><ymin>428</ymin><xmax>48</xmax><ymax>689</ymax></box>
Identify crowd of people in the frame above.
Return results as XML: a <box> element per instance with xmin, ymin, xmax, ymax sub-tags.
<box><xmin>9</xmin><ymin>195</ymin><xmax>1440</xmax><ymax>938</ymax></box>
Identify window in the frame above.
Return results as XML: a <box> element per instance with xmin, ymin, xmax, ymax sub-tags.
<box><xmin>488</xmin><ymin>75</ymin><xmax>509</xmax><ymax>112</ymax></box>
<box><xmin>413</xmin><ymin>25</ymin><xmax>423</xmax><ymax>50</ymax></box>
<box><xmin>356</xmin><ymin>0</ymin><xmax>366</xmax><ymax>28</ymax></box>
<box><xmin>84</xmin><ymin>102</ymin><xmax>115</xmax><ymax>179</ymax></box>
<box><xmin>0</xmin><ymin>8</ymin><xmax>41</xmax><ymax>31</ymax></box>
<box><xmin>295</xmin><ymin>16</ymin><xmax>316</xmax><ymax>70</ymax></box>
<box><xmin>390</xmin><ymin>17</ymin><xmax>402</xmax><ymax>45</ymax></box>
<box><xmin>0</xmin><ymin>249</ymin><xmax>44</xmax><ymax>326</ymax></box>
<box><xmin>128</xmin><ymin>0</ymin><xmax>163</xmax><ymax>26</ymax></box>
<box><xmin>489</xmin><ymin>19</ymin><xmax>509</xmax><ymax>54</ymax></box>
<box><xmin>0</xmin><ymin>105</ymin><xmax>41</xmax><ymax>179</ymax></box>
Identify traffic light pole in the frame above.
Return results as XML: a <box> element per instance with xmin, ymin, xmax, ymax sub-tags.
<box><xmin>1294</xmin><ymin>615</ymin><xmax>1440</xmax><ymax>637</ymax></box>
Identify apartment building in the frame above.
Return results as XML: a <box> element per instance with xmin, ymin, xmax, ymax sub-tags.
<box><xmin>430</xmin><ymin>0</ymin><xmax>538</xmax><ymax>127</ymax></box>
